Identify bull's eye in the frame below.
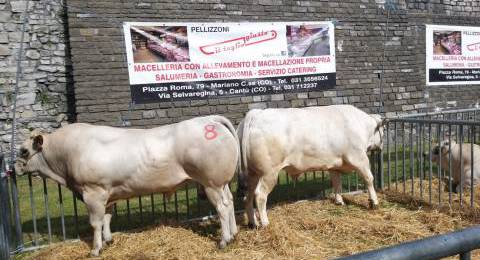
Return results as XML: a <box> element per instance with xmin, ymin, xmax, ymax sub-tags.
<box><xmin>19</xmin><ymin>148</ymin><xmax>29</xmax><ymax>158</ymax></box>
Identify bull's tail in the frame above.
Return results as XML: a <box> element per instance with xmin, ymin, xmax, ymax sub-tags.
<box><xmin>237</xmin><ymin>110</ymin><xmax>257</xmax><ymax>195</ymax></box>
<box><xmin>212</xmin><ymin>115</ymin><xmax>241</xmax><ymax>178</ymax></box>
<box><xmin>236</xmin><ymin>119</ymin><xmax>246</xmax><ymax>193</ymax></box>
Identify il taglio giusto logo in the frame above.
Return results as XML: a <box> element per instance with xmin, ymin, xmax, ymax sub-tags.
<box><xmin>466</xmin><ymin>42</ymin><xmax>480</xmax><ymax>52</ymax></box>
<box><xmin>199</xmin><ymin>30</ymin><xmax>278</xmax><ymax>55</ymax></box>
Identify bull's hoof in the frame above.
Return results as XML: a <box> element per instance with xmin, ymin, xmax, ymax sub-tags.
<box><xmin>248</xmin><ymin>222</ymin><xmax>258</xmax><ymax>229</ymax></box>
<box><xmin>90</xmin><ymin>249</ymin><xmax>100</xmax><ymax>257</ymax></box>
<box><xmin>230</xmin><ymin>227</ymin><xmax>238</xmax><ymax>238</ymax></box>
<box><xmin>368</xmin><ymin>199</ymin><xmax>378</xmax><ymax>209</ymax></box>
<box><xmin>334</xmin><ymin>200</ymin><xmax>345</xmax><ymax>206</ymax></box>
<box><xmin>219</xmin><ymin>240</ymin><xmax>227</xmax><ymax>249</ymax></box>
<box><xmin>105</xmin><ymin>239</ymin><xmax>113</xmax><ymax>246</ymax></box>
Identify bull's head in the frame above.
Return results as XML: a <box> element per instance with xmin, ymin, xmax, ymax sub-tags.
<box><xmin>15</xmin><ymin>130</ymin><xmax>44</xmax><ymax>176</ymax></box>
<box><xmin>423</xmin><ymin>140</ymin><xmax>455</xmax><ymax>163</ymax></box>
<box><xmin>368</xmin><ymin>115</ymin><xmax>386</xmax><ymax>151</ymax></box>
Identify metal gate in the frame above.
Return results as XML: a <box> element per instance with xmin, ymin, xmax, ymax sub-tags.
<box><xmin>1</xmin><ymin>154</ymin><xmax>11</xmax><ymax>260</ymax></box>
<box><xmin>377</xmin><ymin>109</ymin><xmax>480</xmax><ymax>209</ymax></box>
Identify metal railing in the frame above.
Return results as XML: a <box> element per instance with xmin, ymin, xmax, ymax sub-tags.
<box><xmin>396</xmin><ymin>107</ymin><xmax>480</xmax><ymax>121</ymax></box>
<box><xmin>337</xmin><ymin>225</ymin><xmax>480</xmax><ymax>260</ymax></box>
<box><xmin>380</xmin><ymin>114</ymin><xmax>480</xmax><ymax>208</ymax></box>
<box><xmin>1</xmin><ymin>107</ymin><xmax>479</xmax><ymax>257</ymax></box>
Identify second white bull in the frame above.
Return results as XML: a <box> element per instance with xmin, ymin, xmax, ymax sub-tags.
<box><xmin>237</xmin><ymin>105</ymin><xmax>385</xmax><ymax>228</ymax></box>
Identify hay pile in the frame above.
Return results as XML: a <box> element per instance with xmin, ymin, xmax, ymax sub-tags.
<box><xmin>24</xmin><ymin>193</ymin><xmax>479</xmax><ymax>260</ymax></box>
<box><xmin>384</xmin><ymin>178</ymin><xmax>480</xmax><ymax>220</ymax></box>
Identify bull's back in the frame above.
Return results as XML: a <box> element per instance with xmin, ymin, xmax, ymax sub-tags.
<box><xmin>52</xmin><ymin>118</ymin><xmax>238</xmax><ymax>194</ymax></box>
<box><xmin>48</xmin><ymin>124</ymin><xmax>171</xmax><ymax>184</ymax></box>
<box><xmin>249</xmin><ymin>106</ymin><xmax>372</xmax><ymax>149</ymax></box>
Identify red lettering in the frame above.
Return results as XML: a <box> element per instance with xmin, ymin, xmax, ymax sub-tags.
<box><xmin>204</xmin><ymin>124</ymin><xmax>218</xmax><ymax>140</ymax></box>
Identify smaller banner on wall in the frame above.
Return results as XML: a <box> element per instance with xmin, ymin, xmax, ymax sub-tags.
<box><xmin>426</xmin><ymin>24</ymin><xmax>480</xmax><ymax>86</ymax></box>
<box><xmin>123</xmin><ymin>22</ymin><xmax>336</xmax><ymax>104</ymax></box>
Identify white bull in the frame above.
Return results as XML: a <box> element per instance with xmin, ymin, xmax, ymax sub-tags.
<box><xmin>237</xmin><ymin>105</ymin><xmax>384</xmax><ymax>228</ymax></box>
<box><xmin>428</xmin><ymin>140</ymin><xmax>480</xmax><ymax>192</ymax></box>
<box><xmin>15</xmin><ymin>115</ymin><xmax>239</xmax><ymax>255</ymax></box>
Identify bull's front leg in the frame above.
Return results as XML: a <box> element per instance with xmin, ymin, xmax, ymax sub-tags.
<box><xmin>103</xmin><ymin>205</ymin><xmax>114</xmax><ymax>245</ymax></box>
<box><xmin>83</xmin><ymin>190</ymin><xmax>108</xmax><ymax>256</ymax></box>
<box><xmin>349</xmin><ymin>153</ymin><xmax>379</xmax><ymax>209</ymax></box>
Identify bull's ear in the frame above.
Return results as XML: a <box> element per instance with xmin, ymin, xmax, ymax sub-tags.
<box><xmin>381</xmin><ymin>118</ymin><xmax>388</xmax><ymax>126</ymax></box>
<box><xmin>33</xmin><ymin>135</ymin><xmax>43</xmax><ymax>151</ymax></box>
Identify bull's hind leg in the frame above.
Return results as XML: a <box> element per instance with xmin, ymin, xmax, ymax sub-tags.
<box><xmin>245</xmin><ymin>175</ymin><xmax>260</xmax><ymax>229</ymax></box>
<box><xmin>83</xmin><ymin>190</ymin><xmax>108</xmax><ymax>256</ymax></box>
<box><xmin>255</xmin><ymin>170</ymin><xmax>279</xmax><ymax>227</ymax></box>
<box><xmin>331</xmin><ymin>171</ymin><xmax>345</xmax><ymax>205</ymax></box>
<box><xmin>347</xmin><ymin>152</ymin><xmax>379</xmax><ymax>208</ymax></box>
<box><xmin>204</xmin><ymin>186</ymin><xmax>233</xmax><ymax>248</ymax></box>
<box><xmin>103</xmin><ymin>205</ymin><xmax>113</xmax><ymax>245</ymax></box>
<box><xmin>224</xmin><ymin>185</ymin><xmax>238</xmax><ymax>238</ymax></box>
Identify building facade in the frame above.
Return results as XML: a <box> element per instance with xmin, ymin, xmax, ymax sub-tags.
<box><xmin>1</xmin><ymin>0</ymin><xmax>480</xmax><ymax>153</ymax></box>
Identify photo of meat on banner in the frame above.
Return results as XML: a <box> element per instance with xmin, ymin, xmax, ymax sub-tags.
<box><xmin>286</xmin><ymin>25</ymin><xmax>330</xmax><ymax>57</ymax></box>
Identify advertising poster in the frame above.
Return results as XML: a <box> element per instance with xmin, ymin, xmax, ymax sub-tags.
<box><xmin>426</xmin><ymin>24</ymin><xmax>480</xmax><ymax>85</ymax></box>
<box><xmin>123</xmin><ymin>22</ymin><xmax>336</xmax><ymax>104</ymax></box>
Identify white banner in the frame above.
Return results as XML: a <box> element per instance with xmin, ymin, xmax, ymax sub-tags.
<box><xmin>426</xmin><ymin>24</ymin><xmax>480</xmax><ymax>85</ymax></box>
<box><xmin>123</xmin><ymin>21</ymin><xmax>336</xmax><ymax>103</ymax></box>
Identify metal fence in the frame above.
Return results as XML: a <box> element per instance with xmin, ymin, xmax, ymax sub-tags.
<box><xmin>0</xmin><ymin>154</ymin><xmax>365</xmax><ymax>255</ymax></box>
<box><xmin>1</xmin><ymin>154</ymin><xmax>11</xmax><ymax>260</ymax></box>
<box><xmin>381</xmin><ymin>111</ymin><xmax>480</xmax><ymax>208</ymax></box>
<box><xmin>396</xmin><ymin>107</ymin><xmax>480</xmax><ymax>121</ymax></box>
<box><xmin>1</xmin><ymin>107</ymin><xmax>479</xmax><ymax>257</ymax></box>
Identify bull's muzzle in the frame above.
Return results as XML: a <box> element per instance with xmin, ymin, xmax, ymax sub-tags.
<box><xmin>14</xmin><ymin>158</ymin><xmax>27</xmax><ymax>176</ymax></box>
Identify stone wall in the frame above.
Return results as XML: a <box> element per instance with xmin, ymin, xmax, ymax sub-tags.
<box><xmin>0</xmin><ymin>0</ymin><xmax>72</xmax><ymax>155</ymax></box>
<box><xmin>1</xmin><ymin>0</ymin><xmax>480</xmax><ymax>158</ymax></box>
<box><xmin>66</xmin><ymin>0</ymin><xmax>480</xmax><ymax>127</ymax></box>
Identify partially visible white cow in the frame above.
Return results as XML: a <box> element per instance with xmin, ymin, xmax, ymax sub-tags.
<box><xmin>237</xmin><ymin>105</ymin><xmax>384</xmax><ymax>228</ymax></box>
<box><xmin>428</xmin><ymin>140</ymin><xmax>480</xmax><ymax>192</ymax></box>
<box><xmin>15</xmin><ymin>115</ymin><xmax>239</xmax><ymax>255</ymax></box>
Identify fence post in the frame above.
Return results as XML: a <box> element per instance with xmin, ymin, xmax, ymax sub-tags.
<box><xmin>0</xmin><ymin>154</ymin><xmax>11</xmax><ymax>260</ymax></box>
<box><xmin>460</xmin><ymin>251</ymin><xmax>471</xmax><ymax>260</ymax></box>
<box><xmin>378</xmin><ymin>149</ymin><xmax>384</xmax><ymax>190</ymax></box>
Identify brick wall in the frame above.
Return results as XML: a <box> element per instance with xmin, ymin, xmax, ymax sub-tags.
<box><xmin>66</xmin><ymin>0</ymin><xmax>480</xmax><ymax>127</ymax></box>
